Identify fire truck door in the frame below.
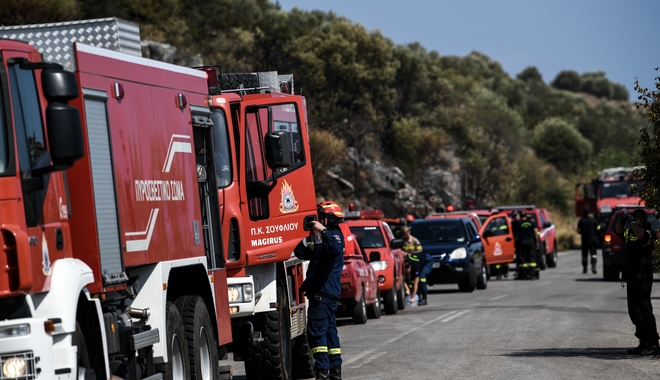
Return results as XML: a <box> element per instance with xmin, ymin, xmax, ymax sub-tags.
<box><xmin>240</xmin><ymin>97</ymin><xmax>314</xmax><ymax>260</ymax></box>
<box><xmin>479</xmin><ymin>214</ymin><xmax>515</xmax><ymax>265</ymax></box>
<box><xmin>6</xmin><ymin>57</ymin><xmax>76</xmax><ymax>289</ymax></box>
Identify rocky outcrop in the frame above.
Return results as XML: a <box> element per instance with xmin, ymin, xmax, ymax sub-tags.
<box><xmin>319</xmin><ymin>148</ymin><xmax>462</xmax><ymax>218</ymax></box>
<box><xmin>141</xmin><ymin>40</ymin><xmax>203</xmax><ymax>67</ymax></box>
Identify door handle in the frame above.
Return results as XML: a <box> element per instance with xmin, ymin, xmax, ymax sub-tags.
<box><xmin>505</xmin><ymin>237</ymin><xmax>513</xmax><ymax>242</ymax></box>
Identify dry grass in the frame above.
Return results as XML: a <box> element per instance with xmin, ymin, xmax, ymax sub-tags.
<box><xmin>547</xmin><ymin>208</ymin><xmax>580</xmax><ymax>251</ymax></box>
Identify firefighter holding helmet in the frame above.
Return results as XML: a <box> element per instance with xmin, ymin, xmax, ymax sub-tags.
<box><xmin>294</xmin><ymin>201</ymin><xmax>346</xmax><ymax>380</ymax></box>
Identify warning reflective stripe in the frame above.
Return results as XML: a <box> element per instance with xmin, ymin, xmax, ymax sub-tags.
<box><xmin>329</xmin><ymin>348</ymin><xmax>341</xmax><ymax>355</ymax></box>
<box><xmin>420</xmin><ymin>278</ymin><xmax>427</xmax><ymax>282</ymax></box>
<box><xmin>312</xmin><ymin>346</ymin><xmax>328</xmax><ymax>353</ymax></box>
<box><xmin>529</xmin><ymin>262</ymin><xmax>537</xmax><ymax>268</ymax></box>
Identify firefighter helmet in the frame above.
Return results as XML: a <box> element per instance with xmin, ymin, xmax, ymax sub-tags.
<box><xmin>319</xmin><ymin>201</ymin><xmax>343</xmax><ymax>218</ymax></box>
<box><xmin>632</xmin><ymin>209</ymin><xmax>648</xmax><ymax>222</ymax></box>
<box><xmin>405</xmin><ymin>214</ymin><xmax>415</xmax><ymax>223</ymax></box>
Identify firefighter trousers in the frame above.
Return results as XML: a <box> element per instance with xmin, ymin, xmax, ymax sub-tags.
<box><xmin>418</xmin><ymin>254</ymin><xmax>434</xmax><ymax>296</ymax></box>
<box><xmin>627</xmin><ymin>282</ymin><xmax>660</xmax><ymax>344</ymax></box>
<box><xmin>581</xmin><ymin>243</ymin><xmax>598</xmax><ymax>269</ymax></box>
<box><xmin>308</xmin><ymin>296</ymin><xmax>341</xmax><ymax>370</ymax></box>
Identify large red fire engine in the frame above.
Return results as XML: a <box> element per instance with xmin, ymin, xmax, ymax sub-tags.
<box><xmin>576</xmin><ymin>167</ymin><xmax>645</xmax><ymax>226</ymax></box>
<box><xmin>201</xmin><ymin>68</ymin><xmax>318</xmax><ymax>378</ymax></box>
<box><xmin>0</xmin><ymin>17</ymin><xmax>317</xmax><ymax>380</ymax></box>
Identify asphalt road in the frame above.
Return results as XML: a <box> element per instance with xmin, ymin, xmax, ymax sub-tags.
<box><xmin>225</xmin><ymin>250</ymin><xmax>660</xmax><ymax>379</ymax></box>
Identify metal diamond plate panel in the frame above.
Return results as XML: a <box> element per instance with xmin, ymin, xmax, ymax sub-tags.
<box><xmin>0</xmin><ymin>17</ymin><xmax>140</xmax><ymax>71</ymax></box>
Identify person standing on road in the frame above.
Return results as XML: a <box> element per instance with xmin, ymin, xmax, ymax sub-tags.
<box><xmin>615</xmin><ymin>209</ymin><xmax>660</xmax><ymax>355</ymax></box>
<box><xmin>294</xmin><ymin>201</ymin><xmax>346</xmax><ymax>380</ymax></box>
<box><xmin>514</xmin><ymin>211</ymin><xmax>539</xmax><ymax>280</ymax></box>
<box><xmin>577</xmin><ymin>207</ymin><xmax>601</xmax><ymax>274</ymax></box>
<box><xmin>401</xmin><ymin>226</ymin><xmax>426</xmax><ymax>305</ymax></box>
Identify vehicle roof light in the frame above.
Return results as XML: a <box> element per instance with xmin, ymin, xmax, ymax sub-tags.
<box><xmin>604</xmin><ymin>234</ymin><xmax>612</xmax><ymax>243</ymax></box>
<box><xmin>360</xmin><ymin>210</ymin><xmax>384</xmax><ymax>220</ymax></box>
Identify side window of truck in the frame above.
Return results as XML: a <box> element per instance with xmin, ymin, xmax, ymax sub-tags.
<box><xmin>8</xmin><ymin>63</ymin><xmax>47</xmax><ymax>226</ymax></box>
<box><xmin>245</xmin><ymin>107</ymin><xmax>270</xmax><ymax>219</ymax></box>
<box><xmin>0</xmin><ymin>86</ymin><xmax>7</xmax><ymax>174</ymax></box>
<box><xmin>210</xmin><ymin>109</ymin><xmax>232</xmax><ymax>188</ymax></box>
<box><xmin>271</xmin><ymin>103</ymin><xmax>305</xmax><ymax>167</ymax></box>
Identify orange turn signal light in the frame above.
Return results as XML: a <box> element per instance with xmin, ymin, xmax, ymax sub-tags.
<box><xmin>604</xmin><ymin>234</ymin><xmax>612</xmax><ymax>243</ymax></box>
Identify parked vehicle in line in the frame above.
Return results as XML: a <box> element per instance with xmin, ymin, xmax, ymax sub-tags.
<box><xmin>601</xmin><ymin>207</ymin><xmax>659</xmax><ymax>281</ymax></box>
<box><xmin>409</xmin><ymin>218</ymin><xmax>486</xmax><ymax>292</ymax></box>
<box><xmin>337</xmin><ymin>224</ymin><xmax>381</xmax><ymax>324</ymax></box>
<box><xmin>497</xmin><ymin>205</ymin><xmax>558</xmax><ymax>269</ymax></box>
<box><xmin>345</xmin><ymin>211</ymin><xmax>407</xmax><ymax>314</ymax></box>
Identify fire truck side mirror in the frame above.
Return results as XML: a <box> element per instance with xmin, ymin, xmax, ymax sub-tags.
<box><xmin>264</xmin><ymin>131</ymin><xmax>293</xmax><ymax>169</ymax></box>
<box><xmin>41</xmin><ymin>68</ymin><xmax>84</xmax><ymax>171</ymax></box>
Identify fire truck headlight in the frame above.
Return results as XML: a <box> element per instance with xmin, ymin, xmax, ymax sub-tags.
<box><xmin>243</xmin><ymin>284</ymin><xmax>254</xmax><ymax>303</ymax></box>
<box><xmin>369</xmin><ymin>260</ymin><xmax>389</xmax><ymax>271</ymax></box>
<box><xmin>2</xmin><ymin>357</ymin><xmax>27</xmax><ymax>378</ymax></box>
<box><xmin>0</xmin><ymin>324</ymin><xmax>30</xmax><ymax>339</ymax></box>
<box><xmin>228</xmin><ymin>286</ymin><xmax>243</xmax><ymax>303</ymax></box>
<box><xmin>450</xmin><ymin>247</ymin><xmax>467</xmax><ymax>260</ymax></box>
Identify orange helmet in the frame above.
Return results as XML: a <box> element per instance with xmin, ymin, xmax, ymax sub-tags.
<box><xmin>319</xmin><ymin>201</ymin><xmax>343</xmax><ymax>218</ymax></box>
<box><xmin>405</xmin><ymin>214</ymin><xmax>415</xmax><ymax>222</ymax></box>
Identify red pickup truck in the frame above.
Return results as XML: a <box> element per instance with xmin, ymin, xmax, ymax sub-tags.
<box><xmin>336</xmin><ymin>223</ymin><xmax>381</xmax><ymax>324</ymax></box>
<box><xmin>344</xmin><ymin>210</ymin><xmax>407</xmax><ymax>314</ymax></box>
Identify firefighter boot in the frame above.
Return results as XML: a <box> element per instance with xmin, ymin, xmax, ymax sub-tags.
<box><xmin>329</xmin><ymin>365</ymin><xmax>342</xmax><ymax>380</ymax></box>
<box><xmin>592</xmin><ymin>266</ymin><xmax>598</xmax><ymax>274</ymax></box>
<box><xmin>315</xmin><ymin>369</ymin><xmax>330</xmax><ymax>380</ymax></box>
<box><xmin>418</xmin><ymin>294</ymin><xmax>428</xmax><ymax>306</ymax></box>
<box><xmin>583</xmin><ymin>265</ymin><xmax>588</xmax><ymax>274</ymax></box>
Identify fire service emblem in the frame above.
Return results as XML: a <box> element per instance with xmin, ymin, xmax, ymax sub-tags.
<box><xmin>279</xmin><ymin>179</ymin><xmax>299</xmax><ymax>213</ymax></box>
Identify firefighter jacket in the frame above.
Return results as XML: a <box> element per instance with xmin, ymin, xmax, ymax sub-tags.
<box><xmin>294</xmin><ymin>226</ymin><xmax>345</xmax><ymax>299</ymax></box>
<box><xmin>577</xmin><ymin>216</ymin><xmax>601</xmax><ymax>247</ymax></box>
<box><xmin>617</xmin><ymin>226</ymin><xmax>655</xmax><ymax>284</ymax></box>
<box><xmin>402</xmin><ymin>235</ymin><xmax>423</xmax><ymax>255</ymax></box>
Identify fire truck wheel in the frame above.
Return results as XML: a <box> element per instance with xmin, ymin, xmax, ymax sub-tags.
<box><xmin>352</xmin><ymin>288</ymin><xmax>368</xmax><ymax>325</ymax></box>
<box><xmin>367</xmin><ymin>288</ymin><xmax>382</xmax><ymax>319</ymax></box>
<box><xmin>165</xmin><ymin>302</ymin><xmax>191</xmax><ymax>380</ymax></box>
<box><xmin>458</xmin><ymin>263</ymin><xmax>477</xmax><ymax>292</ymax></box>
<box><xmin>384</xmin><ymin>287</ymin><xmax>398</xmax><ymax>315</ymax></box>
<box><xmin>476</xmin><ymin>260</ymin><xmax>488</xmax><ymax>290</ymax></box>
<box><xmin>291</xmin><ymin>331</ymin><xmax>315</xmax><ymax>379</ymax></box>
<box><xmin>546</xmin><ymin>240</ymin><xmax>558</xmax><ymax>268</ymax></box>
<box><xmin>244</xmin><ymin>277</ymin><xmax>292</xmax><ymax>380</ymax></box>
<box><xmin>396</xmin><ymin>282</ymin><xmax>406</xmax><ymax>311</ymax></box>
<box><xmin>73</xmin><ymin>322</ymin><xmax>95</xmax><ymax>380</ymax></box>
<box><xmin>176</xmin><ymin>296</ymin><xmax>219</xmax><ymax>380</ymax></box>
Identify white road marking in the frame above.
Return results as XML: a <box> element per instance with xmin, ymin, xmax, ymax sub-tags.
<box><xmin>350</xmin><ymin>351</ymin><xmax>386</xmax><ymax>368</ymax></box>
<box><xmin>490</xmin><ymin>294</ymin><xmax>508</xmax><ymax>301</ymax></box>
<box><xmin>343</xmin><ymin>309</ymin><xmax>469</xmax><ymax>366</ymax></box>
<box><xmin>441</xmin><ymin>309</ymin><xmax>471</xmax><ymax>322</ymax></box>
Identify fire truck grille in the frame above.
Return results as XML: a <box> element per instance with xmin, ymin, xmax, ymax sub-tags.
<box><xmin>0</xmin><ymin>351</ymin><xmax>36</xmax><ymax>380</ymax></box>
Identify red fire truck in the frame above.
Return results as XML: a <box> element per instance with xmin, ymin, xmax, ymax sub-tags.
<box><xmin>575</xmin><ymin>167</ymin><xmax>645</xmax><ymax>226</ymax></box>
<box><xmin>0</xmin><ymin>21</ymin><xmax>238</xmax><ymax>380</ymax></box>
<box><xmin>199</xmin><ymin>61</ymin><xmax>317</xmax><ymax>380</ymax></box>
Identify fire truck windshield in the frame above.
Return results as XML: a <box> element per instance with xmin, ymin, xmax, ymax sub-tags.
<box><xmin>599</xmin><ymin>181</ymin><xmax>644</xmax><ymax>199</ymax></box>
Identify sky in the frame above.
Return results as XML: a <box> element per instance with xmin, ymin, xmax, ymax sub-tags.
<box><xmin>276</xmin><ymin>0</ymin><xmax>660</xmax><ymax>101</ymax></box>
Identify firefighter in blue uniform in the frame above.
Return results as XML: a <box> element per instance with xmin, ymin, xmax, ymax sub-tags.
<box><xmin>294</xmin><ymin>201</ymin><xmax>346</xmax><ymax>380</ymax></box>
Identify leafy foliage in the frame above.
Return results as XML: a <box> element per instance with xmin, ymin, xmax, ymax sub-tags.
<box><xmin>1</xmin><ymin>0</ymin><xmax>642</xmax><ymax>216</ymax></box>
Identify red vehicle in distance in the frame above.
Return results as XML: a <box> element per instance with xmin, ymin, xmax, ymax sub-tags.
<box><xmin>602</xmin><ymin>207</ymin><xmax>659</xmax><ymax>281</ymax></box>
<box><xmin>336</xmin><ymin>223</ymin><xmax>381</xmax><ymax>324</ymax></box>
<box><xmin>344</xmin><ymin>210</ymin><xmax>407</xmax><ymax>314</ymax></box>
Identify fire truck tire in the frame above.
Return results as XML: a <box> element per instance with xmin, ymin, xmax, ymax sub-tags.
<box><xmin>546</xmin><ymin>240</ymin><xmax>558</xmax><ymax>268</ymax></box>
<box><xmin>73</xmin><ymin>322</ymin><xmax>96</xmax><ymax>380</ymax></box>
<box><xmin>384</xmin><ymin>287</ymin><xmax>398</xmax><ymax>315</ymax></box>
<box><xmin>165</xmin><ymin>301</ymin><xmax>192</xmax><ymax>380</ymax></box>
<box><xmin>476</xmin><ymin>261</ymin><xmax>488</xmax><ymax>290</ymax></box>
<box><xmin>537</xmin><ymin>243</ymin><xmax>547</xmax><ymax>270</ymax></box>
<box><xmin>458</xmin><ymin>263</ymin><xmax>477</xmax><ymax>292</ymax></box>
<box><xmin>221</xmin><ymin>73</ymin><xmax>259</xmax><ymax>91</ymax></box>
<box><xmin>396</xmin><ymin>282</ymin><xmax>406</xmax><ymax>310</ymax></box>
<box><xmin>367</xmin><ymin>288</ymin><xmax>382</xmax><ymax>319</ymax></box>
<box><xmin>176</xmin><ymin>296</ymin><xmax>219</xmax><ymax>380</ymax></box>
<box><xmin>292</xmin><ymin>332</ymin><xmax>315</xmax><ymax>379</ymax></box>
<box><xmin>352</xmin><ymin>288</ymin><xmax>368</xmax><ymax>325</ymax></box>
<box><xmin>244</xmin><ymin>278</ymin><xmax>292</xmax><ymax>380</ymax></box>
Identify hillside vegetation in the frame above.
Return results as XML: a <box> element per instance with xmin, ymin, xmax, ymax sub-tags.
<box><xmin>1</xmin><ymin>0</ymin><xmax>642</xmax><ymax>225</ymax></box>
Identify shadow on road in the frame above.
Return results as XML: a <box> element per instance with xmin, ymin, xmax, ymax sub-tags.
<box><xmin>500</xmin><ymin>347</ymin><xmax>654</xmax><ymax>360</ymax></box>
